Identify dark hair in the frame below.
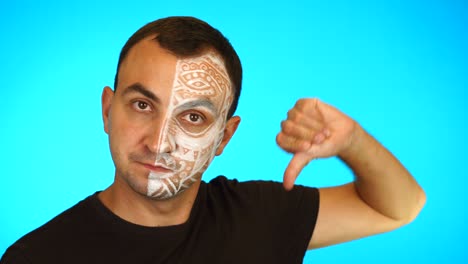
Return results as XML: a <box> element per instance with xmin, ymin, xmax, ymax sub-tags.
<box><xmin>114</xmin><ymin>16</ymin><xmax>242</xmax><ymax>118</ymax></box>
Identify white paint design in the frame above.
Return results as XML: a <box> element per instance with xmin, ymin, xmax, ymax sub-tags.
<box><xmin>146</xmin><ymin>52</ymin><xmax>233</xmax><ymax>199</ymax></box>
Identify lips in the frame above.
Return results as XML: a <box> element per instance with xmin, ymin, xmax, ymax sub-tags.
<box><xmin>139</xmin><ymin>162</ymin><xmax>173</xmax><ymax>173</ymax></box>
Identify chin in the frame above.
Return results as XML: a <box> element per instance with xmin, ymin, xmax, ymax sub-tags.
<box><xmin>147</xmin><ymin>189</ymin><xmax>187</xmax><ymax>200</ymax></box>
<box><xmin>147</xmin><ymin>174</ymin><xmax>202</xmax><ymax>200</ymax></box>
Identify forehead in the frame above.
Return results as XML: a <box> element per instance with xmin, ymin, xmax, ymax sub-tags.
<box><xmin>175</xmin><ymin>52</ymin><xmax>232</xmax><ymax>104</ymax></box>
<box><xmin>118</xmin><ymin>37</ymin><xmax>232</xmax><ymax>107</ymax></box>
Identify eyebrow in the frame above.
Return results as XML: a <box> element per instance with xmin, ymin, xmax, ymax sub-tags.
<box><xmin>177</xmin><ymin>99</ymin><xmax>217</xmax><ymax>115</ymax></box>
<box><xmin>121</xmin><ymin>82</ymin><xmax>160</xmax><ymax>103</ymax></box>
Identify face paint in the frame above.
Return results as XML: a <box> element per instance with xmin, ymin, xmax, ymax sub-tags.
<box><xmin>147</xmin><ymin>52</ymin><xmax>233</xmax><ymax>199</ymax></box>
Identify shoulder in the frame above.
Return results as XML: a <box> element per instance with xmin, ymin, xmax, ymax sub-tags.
<box><xmin>204</xmin><ymin>176</ymin><xmax>319</xmax><ymax>214</ymax></box>
<box><xmin>206</xmin><ymin>175</ymin><xmax>318</xmax><ymax>198</ymax></box>
<box><xmin>200</xmin><ymin>176</ymin><xmax>320</xmax><ymax>260</ymax></box>
<box><xmin>27</xmin><ymin>193</ymin><xmax>98</xmax><ymax>235</ymax></box>
<box><xmin>1</xmin><ymin>193</ymin><xmax>98</xmax><ymax>263</ymax></box>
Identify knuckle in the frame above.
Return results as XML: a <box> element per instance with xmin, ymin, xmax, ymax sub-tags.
<box><xmin>296</xmin><ymin>98</ymin><xmax>320</xmax><ymax>113</ymax></box>
<box><xmin>276</xmin><ymin>132</ymin><xmax>287</xmax><ymax>146</ymax></box>
<box><xmin>282</xmin><ymin>120</ymin><xmax>295</xmax><ymax>134</ymax></box>
<box><xmin>275</xmin><ymin>133</ymin><xmax>283</xmax><ymax>144</ymax></box>
<box><xmin>288</xmin><ymin>109</ymin><xmax>302</xmax><ymax>122</ymax></box>
<box><xmin>276</xmin><ymin>133</ymin><xmax>297</xmax><ymax>153</ymax></box>
<box><xmin>295</xmin><ymin>99</ymin><xmax>307</xmax><ymax>111</ymax></box>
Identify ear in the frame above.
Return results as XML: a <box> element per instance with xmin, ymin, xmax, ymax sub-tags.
<box><xmin>215</xmin><ymin>116</ymin><xmax>241</xmax><ymax>156</ymax></box>
<box><xmin>102</xmin><ymin>86</ymin><xmax>114</xmax><ymax>134</ymax></box>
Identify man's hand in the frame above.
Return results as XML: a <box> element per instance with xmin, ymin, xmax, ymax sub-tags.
<box><xmin>276</xmin><ymin>98</ymin><xmax>425</xmax><ymax>248</ymax></box>
<box><xmin>276</xmin><ymin>98</ymin><xmax>358</xmax><ymax>190</ymax></box>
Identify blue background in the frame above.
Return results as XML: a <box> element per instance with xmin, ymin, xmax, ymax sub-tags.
<box><xmin>0</xmin><ymin>0</ymin><xmax>466</xmax><ymax>263</ymax></box>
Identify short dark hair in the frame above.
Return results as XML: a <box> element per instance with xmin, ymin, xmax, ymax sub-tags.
<box><xmin>114</xmin><ymin>16</ymin><xmax>242</xmax><ymax>118</ymax></box>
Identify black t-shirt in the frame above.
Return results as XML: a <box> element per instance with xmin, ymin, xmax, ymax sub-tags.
<box><xmin>1</xmin><ymin>176</ymin><xmax>319</xmax><ymax>264</ymax></box>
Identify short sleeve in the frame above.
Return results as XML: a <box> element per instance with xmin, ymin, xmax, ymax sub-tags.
<box><xmin>206</xmin><ymin>177</ymin><xmax>319</xmax><ymax>263</ymax></box>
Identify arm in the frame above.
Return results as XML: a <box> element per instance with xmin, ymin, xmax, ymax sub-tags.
<box><xmin>276</xmin><ymin>98</ymin><xmax>426</xmax><ymax>249</ymax></box>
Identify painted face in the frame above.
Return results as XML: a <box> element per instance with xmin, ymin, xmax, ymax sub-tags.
<box><xmin>146</xmin><ymin>52</ymin><xmax>233</xmax><ymax>199</ymax></box>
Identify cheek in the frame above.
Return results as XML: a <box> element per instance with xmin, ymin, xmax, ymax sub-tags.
<box><xmin>174</xmin><ymin>123</ymin><xmax>224</xmax><ymax>158</ymax></box>
<box><xmin>110</xmin><ymin>113</ymin><xmax>148</xmax><ymax>152</ymax></box>
<box><xmin>112</xmin><ymin>121</ymin><xmax>138</xmax><ymax>144</ymax></box>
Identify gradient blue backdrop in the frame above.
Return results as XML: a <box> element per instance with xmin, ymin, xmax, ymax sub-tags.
<box><xmin>1</xmin><ymin>0</ymin><xmax>466</xmax><ymax>263</ymax></box>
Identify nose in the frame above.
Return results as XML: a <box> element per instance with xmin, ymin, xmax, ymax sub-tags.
<box><xmin>145</xmin><ymin>118</ymin><xmax>176</xmax><ymax>154</ymax></box>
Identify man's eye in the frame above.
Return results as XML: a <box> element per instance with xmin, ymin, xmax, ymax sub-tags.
<box><xmin>132</xmin><ymin>101</ymin><xmax>152</xmax><ymax>112</ymax></box>
<box><xmin>182</xmin><ymin>113</ymin><xmax>205</xmax><ymax>125</ymax></box>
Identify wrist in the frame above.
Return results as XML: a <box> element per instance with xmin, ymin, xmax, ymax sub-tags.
<box><xmin>338</xmin><ymin>123</ymin><xmax>367</xmax><ymax>162</ymax></box>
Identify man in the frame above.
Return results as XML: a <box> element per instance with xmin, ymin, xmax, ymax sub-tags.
<box><xmin>1</xmin><ymin>16</ymin><xmax>425</xmax><ymax>263</ymax></box>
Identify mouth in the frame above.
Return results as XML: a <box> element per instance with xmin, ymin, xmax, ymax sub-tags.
<box><xmin>138</xmin><ymin>162</ymin><xmax>174</xmax><ymax>173</ymax></box>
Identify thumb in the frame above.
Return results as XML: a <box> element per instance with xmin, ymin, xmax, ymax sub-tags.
<box><xmin>283</xmin><ymin>152</ymin><xmax>312</xmax><ymax>191</ymax></box>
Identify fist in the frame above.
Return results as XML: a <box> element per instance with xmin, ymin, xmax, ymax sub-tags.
<box><xmin>276</xmin><ymin>98</ymin><xmax>358</xmax><ymax>190</ymax></box>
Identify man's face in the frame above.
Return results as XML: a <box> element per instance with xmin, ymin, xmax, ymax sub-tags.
<box><xmin>103</xmin><ymin>38</ymin><xmax>234</xmax><ymax>200</ymax></box>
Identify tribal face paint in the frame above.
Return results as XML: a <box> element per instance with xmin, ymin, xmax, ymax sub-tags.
<box><xmin>147</xmin><ymin>52</ymin><xmax>233</xmax><ymax>199</ymax></box>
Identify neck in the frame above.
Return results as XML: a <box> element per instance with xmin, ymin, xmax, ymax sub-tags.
<box><xmin>98</xmin><ymin>176</ymin><xmax>201</xmax><ymax>227</ymax></box>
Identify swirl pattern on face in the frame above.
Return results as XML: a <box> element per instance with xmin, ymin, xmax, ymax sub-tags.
<box><xmin>147</xmin><ymin>52</ymin><xmax>233</xmax><ymax>199</ymax></box>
